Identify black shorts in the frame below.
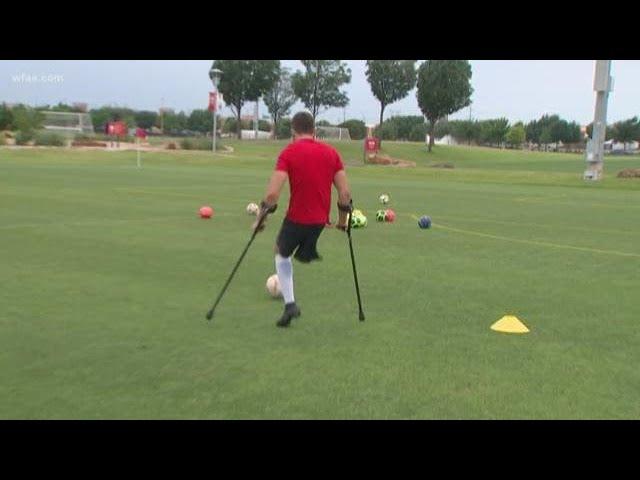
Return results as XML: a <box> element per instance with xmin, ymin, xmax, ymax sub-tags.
<box><xmin>276</xmin><ymin>218</ymin><xmax>325</xmax><ymax>263</ymax></box>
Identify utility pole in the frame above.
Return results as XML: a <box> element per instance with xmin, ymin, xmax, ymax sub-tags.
<box><xmin>160</xmin><ymin>97</ymin><xmax>164</xmax><ymax>133</ymax></box>
<box><xmin>584</xmin><ymin>60</ymin><xmax>613</xmax><ymax>181</ymax></box>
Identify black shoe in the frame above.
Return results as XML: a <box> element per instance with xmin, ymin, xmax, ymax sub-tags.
<box><xmin>277</xmin><ymin>303</ymin><xmax>301</xmax><ymax>328</ymax></box>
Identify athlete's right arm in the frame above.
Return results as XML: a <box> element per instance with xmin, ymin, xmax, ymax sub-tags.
<box><xmin>333</xmin><ymin>169</ymin><xmax>352</xmax><ymax>230</ymax></box>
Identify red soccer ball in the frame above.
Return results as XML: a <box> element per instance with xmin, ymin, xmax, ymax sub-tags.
<box><xmin>385</xmin><ymin>209</ymin><xmax>396</xmax><ymax>222</ymax></box>
<box><xmin>199</xmin><ymin>206</ymin><xmax>213</xmax><ymax>219</ymax></box>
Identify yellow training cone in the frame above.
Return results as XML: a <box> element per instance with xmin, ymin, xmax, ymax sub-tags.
<box><xmin>491</xmin><ymin>315</ymin><xmax>530</xmax><ymax>334</ymax></box>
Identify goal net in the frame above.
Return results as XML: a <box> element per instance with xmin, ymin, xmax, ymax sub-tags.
<box><xmin>40</xmin><ymin>111</ymin><xmax>94</xmax><ymax>134</ymax></box>
<box><xmin>315</xmin><ymin>126</ymin><xmax>351</xmax><ymax>141</ymax></box>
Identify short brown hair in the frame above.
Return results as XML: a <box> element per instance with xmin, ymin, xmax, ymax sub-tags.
<box><xmin>291</xmin><ymin>111</ymin><xmax>315</xmax><ymax>135</ymax></box>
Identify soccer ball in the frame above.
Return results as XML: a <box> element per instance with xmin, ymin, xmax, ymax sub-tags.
<box><xmin>379</xmin><ymin>194</ymin><xmax>390</xmax><ymax>205</ymax></box>
<box><xmin>199</xmin><ymin>206</ymin><xmax>213</xmax><ymax>219</ymax></box>
<box><xmin>266</xmin><ymin>274</ymin><xmax>282</xmax><ymax>298</ymax></box>
<box><xmin>385</xmin><ymin>209</ymin><xmax>396</xmax><ymax>222</ymax></box>
<box><xmin>418</xmin><ymin>215</ymin><xmax>432</xmax><ymax>229</ymax></box>
<box><xmin>351</xmin><ymin>213</ymin><xmax>367</xmax><ymax>229</ymax></box>
<box><xmin>246</xmin><ymin>202</ymin><xmax>259</xmax><ymax>216</ymax></box>
<box><xmin>353</xmin><ymin>209</ymin><xmax>363</xmax><ymax>218</ymax></box>
<box><xmin>376</xmin><ymin>210</ymin><xmax>386</xmax><ymax>222</ymax></box>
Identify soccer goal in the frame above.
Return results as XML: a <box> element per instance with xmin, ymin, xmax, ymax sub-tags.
<box><xmin>315</xmin><ymin>126</ymin><xmax>351</xmax><ymax>141</ymax></box>
<box><xmin>39</xmin><ymin>111</ymin><xmax>94</xmax><ymax>134</ymax></box>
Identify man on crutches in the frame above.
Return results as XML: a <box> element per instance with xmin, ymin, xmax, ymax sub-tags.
<box><xmin>254</xmin><ymin>111</ymin><xmax>357</xmax><ymax>328</ymax></box>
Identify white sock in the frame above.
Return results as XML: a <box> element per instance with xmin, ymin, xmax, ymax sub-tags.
<box><xmin>275</xmin><ymin>254</ymin><xmax>295</xmax><ymax>304</ymax></box>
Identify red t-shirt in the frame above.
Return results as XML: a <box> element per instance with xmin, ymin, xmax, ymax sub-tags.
<box><xmin>275</xmin><ymin>138</ymin><xmax>344</xmax><ymax>225</ymax></box>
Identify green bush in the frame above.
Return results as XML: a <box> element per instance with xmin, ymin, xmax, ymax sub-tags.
<box><xmin>374</xmin><ymin>122</ymin><xmax>398</xmax><ymax>141</ymax></box>
<box><xmin>276</xmin><ymin>118</ymin><xmax>292</xmax><ymax>140</ymax></box>
<box><xmin>35</xmin><ymin>131</ymin><xmax>66</xmax><ymax>146</ymax></box>
<box><xmin>92</xmin><ymin>133</ymin><xmax>134</xmax><ymax>143</ymax></box>
<box><xmin>15</xmin><ymin>130</ymin><xmax>34</xmax><ymax>145</ymax></box>
<box><xmin>408</xmin><ymin>123</ymin><xmax>428</xmax><ymax>142</ymax></box>
<box><xmin>11</xmin><ymin>105</ymin><xmax>43</xmax><ymax>131</ymax></box>
<box><xmin>74</xmin><ymin>133</ymin><xmax>97</xmax><ymax>141</ymax></box>
<box><xmin>338</xmin><ymin>119</ymin><xmax>366</xmax><ymax>140</ymax></box>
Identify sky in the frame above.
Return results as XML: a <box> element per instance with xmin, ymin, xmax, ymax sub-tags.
<box><xmin>1</xmin><ymin>60</ymin><xmax>639</xmax><ymax>125</ymax></box>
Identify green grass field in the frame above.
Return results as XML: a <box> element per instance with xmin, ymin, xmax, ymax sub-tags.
<box><xmin>3</xmin><ymin>140</ymin><xmax>640</xmax><ymax>419</ymax></box>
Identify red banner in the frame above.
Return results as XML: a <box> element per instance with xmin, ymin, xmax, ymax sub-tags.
<box><xmin>135</xmin><ymin>128</ymin><xmax>147</xmax><ymax>139</ymax></box>
<box><xmin>208</xmin><ymin>92</ymin><xmax>218</xmax><ymax>112</ymax></box>
<box><xmin>364</xmin><ymin>137</ymin><xmax>379</xmax><ymax>153</ymax></box>
<box><xmin>108</xmin><ymin>121</ymin><xmax>127</xmax><ymax>136</ymax></box>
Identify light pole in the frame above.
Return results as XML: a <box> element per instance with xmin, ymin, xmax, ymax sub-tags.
<box><xmin>209</xmin><ymin>65</ymin><xmax>223</xmax><ymax>153</ymax></box>
<box><xmin>584</xmin><ymin>60</ymin><xmax>613</xmax><ymax>181</ymax></box>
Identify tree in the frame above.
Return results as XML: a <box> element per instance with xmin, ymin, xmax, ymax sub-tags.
<box><xmin>610</xmin><ymin>117</ymin><xmax>640</xmax><ymax>151</ymax></box>
<box><xmin>506</xmin><ymin>122</ymin><xmax>526</xmax><ymax>148</ymax></box>
<box><xmin>365</xmin><ymin>60</ymin><xmax>416</xmax><ymax>144</ymax></box>
<box><xmin>275</xmin><ymin>117</ymin><xmax>292</xmax><ymax>140</ymax></box>
<box><xmin>539</xmin><ymin>127</ymin><xmax>553</xmax><ymax>150</ymax></box>
<box><xmin>564</xmin><ymin>121</ymin><xmax>582</xmax><ymax>144</ymax></box>
<box><xmin>409</xmin><ymin>122</ymin><xmax>428</xmax><ymax>142</ymax></box>
<box><xmin>134</xmin><ymin>110</ymin><xmax>158</xmax><ymax>129</ymax></box>
<box><xmin>478</xmin><ymin>118</ymin><xmax>509</xmax><ymax>147</ymax></box>
<box><xmin>162</xmin><ymin>111</ymin><xmax>188</xmax><ymax>134</ymax></box>
<box><xmin>526</xmin><ymin>114</ymin><xmax>583</xmax><ymax>149</ymax></box>
<box><xmin>89</xmin><ymin>106</ymin><xmax>135</xmax><ymax>133</ymax></box>
<box><xmin>416</xmin><ymin>60</ymin><xmax>473</xmax><ymax>152</ymax></box>
<box><xmin>213</xmin><ymin>60</ymin><xmax>280</xmax><ymax>139</ymax></box>
<box><xmin>264</xmin><ymin>67</ymin><xmax>297</xmax><ymax>139</ymax></box>
<box><xmin>449</xmin><ymin>120</ymin><xmax>479</xmax><ymax>146</ymax></box>
<box><xmin>374</xmin><ymin>121</ymin><xmax>399</xmax><ymax>141</ymax></box>
<box><xmin>187</xmin><ymin>109</ymin><xmax>213</xmax><ymax>133</ymax></box>
<box><xmin>291</xmin><ymin>60</ymin><xmax>351</xmax><ymax>121</ymax></box>
<box><xmin>374</xmin><ymin>116</ymin><xmax>426</xmax><ymax>142</ymax></box>
<box><xmin>0</xmin><ymin>103</ymin><xmax>13</xmax><ymax>130</ymax></box>
<box><xmin>339</xmin><ymin>119</ymin><xmax>367</xmax><ymax>140</ymax></box>
<box><xmin>11</xmin><ymin>105</ymin><xmax>43</xmax><ymax>133</ymax></box>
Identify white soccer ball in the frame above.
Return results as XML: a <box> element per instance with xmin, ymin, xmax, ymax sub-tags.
<box><xmin>379</xmin><ymin>194</ymin><xmax>390</xmax><ymax>205</ymax></box>
<box><xmin>266</xmin><ymin>274</ymin><xmax>282</xmax><ymax>298</ymax></box>
<box><xmin>246</xmin><ymin>202</ymin><xmax>259</xmax><ymax>216</ymax></box>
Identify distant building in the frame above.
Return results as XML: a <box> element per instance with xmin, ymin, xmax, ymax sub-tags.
<box><xmin>604</xmin><ymin>139</ymin><xmax>639</xmax><ymax>153</ymax></box>
<box><xmin>434</xmin><ymin>134</ymin><xmax>460</xmax><ymax>146</ymax></box>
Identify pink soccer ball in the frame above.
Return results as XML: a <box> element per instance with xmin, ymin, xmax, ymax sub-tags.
<box><xmin>199</xmin><ymin>206</ymin><xmax>213</xmax><ymax>219</ymax></box>
<box><xmin>385</xmin><ymin>209</ymin><xmax>396</xmax><ymax>223</ymax></box>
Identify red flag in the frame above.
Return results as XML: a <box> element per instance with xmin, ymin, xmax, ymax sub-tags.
<box><xmin>208</xmin><ymin>92</ymin><xmax>218</xmax><ymax>112</ymax></box>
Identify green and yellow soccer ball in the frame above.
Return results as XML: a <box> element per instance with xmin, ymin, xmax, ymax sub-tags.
<box><xmin>350</xmin><ymin>211</ymin><xmax>367</xmax><ymax>229</ymax></box>
<box><xmin>376</xmin><ymin>210</ymin><xmax>386</xmax><ymax>222</ymax></box>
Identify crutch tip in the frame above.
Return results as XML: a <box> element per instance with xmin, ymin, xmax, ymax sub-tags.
<box><xmin>359</xmin><ymin>312</ymin><xmax>365</xmax><ymax>321</ymax></box>
<box><xmin>206</xmin><ymin>311</ymin><xmax>214</xmax><ymax>320</ymax></box>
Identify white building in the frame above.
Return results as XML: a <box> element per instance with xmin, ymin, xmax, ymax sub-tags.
<box><xmin>604</xmin><ymin>139</ymin><xmax>639</xmax><ymax>152</ymax></box>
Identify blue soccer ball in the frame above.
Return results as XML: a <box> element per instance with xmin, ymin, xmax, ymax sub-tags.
<box><xmin>418</xmin><ymin>215</ymin><xmax>432</xmax><ymax>229</ymax></box>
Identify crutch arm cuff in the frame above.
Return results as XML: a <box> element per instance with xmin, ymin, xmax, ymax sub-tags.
<box><xmin>260</xmin><ymin>201</ymin><xmax>278</xmax><ymax>215</ymax></box>
<box><xmin>337</xmin><ymin>200</ymin><xmax>353</xmax><ymax>213</ymax></box>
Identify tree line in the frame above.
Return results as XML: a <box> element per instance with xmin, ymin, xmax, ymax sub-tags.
<box><xmin>3</xmin><ymin>60</ymin><xmax>640</xmax><ymax>152</ymax></box>
<box><xmin>432</xmin><ymin>114</ymin><xmax>640</xmax><ymax>151</ymax></box>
